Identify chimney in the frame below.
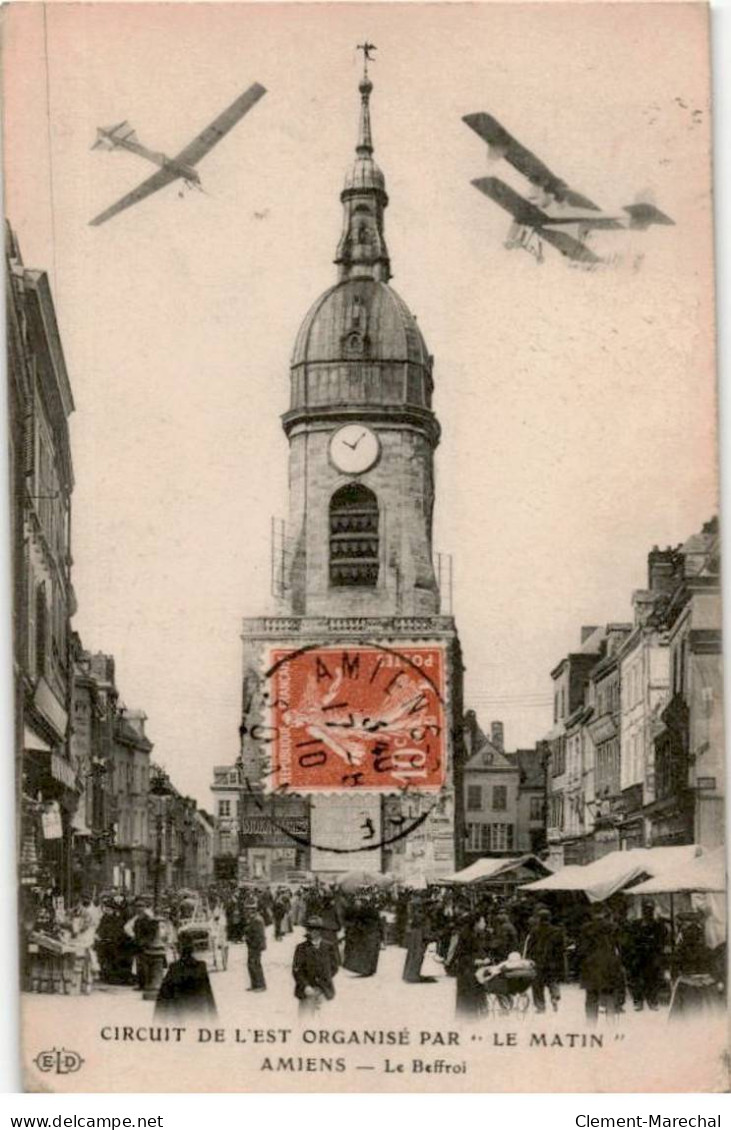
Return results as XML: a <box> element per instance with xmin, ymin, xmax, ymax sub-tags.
<box><xmin>490</xmin><ymin>721</ymin><xmax>504</xmax><ymax>752</ymax></box>
<box><xmin>463</xmin><ymin>710</ymin><xmax>479</xmax><ymax>756</ymax></box>
<box><xmin>90</xmin><ymin>651</ymin><xmax>115</xmax><ymax>684</ymax></box>
<box><xmin>581</xmin><ymin>626</ymin><xmax>599</xmax><ymax>644</ymax></box>
<box><xmin>648</xmin><ymin>547</ymin><xmax>678</xmax><ymax>594</ymax></box>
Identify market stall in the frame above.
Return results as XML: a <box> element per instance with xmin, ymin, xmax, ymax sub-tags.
<box><xmin>437</xmin><ymin>854</ymin><xmax>552</xmax><ymax>894</ymax></box>
<box><xmin>520</xmin><ymin>845</ymin><xmax>699</xmax><ymax>902</ymax></box>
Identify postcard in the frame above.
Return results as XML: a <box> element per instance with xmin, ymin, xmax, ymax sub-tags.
<box><xmin>4</xmin><ymin>1</ymin><xmax>725</xmax><ymax>1092</ymax></box>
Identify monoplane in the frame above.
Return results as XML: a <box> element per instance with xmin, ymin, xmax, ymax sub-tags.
<box><xmin>463</xmin><ymin>112</ymin><xmax>673</xmax><ymax>267</ymax></box>
<box><xmin>90</xmin><ymin>82</ymin><xmax>266</xmax><ymax>227</ymax></box>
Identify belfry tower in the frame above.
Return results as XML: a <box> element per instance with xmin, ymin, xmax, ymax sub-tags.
<box><xmin>240</xmin><ymin>60</ymin><xmax>464</xmax><ymax>879</ymax></box>
<box><xmin>285</xmin><ymin>68</ymin><xmax>440</xmax><ymax>618</ymax></box>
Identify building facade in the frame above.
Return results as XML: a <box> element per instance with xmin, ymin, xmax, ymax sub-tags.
<box><xmin>210</xmin><ymin>763</ymin><xmax>310</xmax><ymax>881</ymax></box>
<box><xmin>545</xmin><ymin>627</ymin><xmax>605</xmax><ymax>868</ymax></box>
<box><xmin>462</xmin><ymin>714</ymin><xmax>547</xmax><ymax>859</ymax></box>
<box><xmin>194</xmin><ymin>810</ymin><xmax>215</xmax><ymax>888</ymax></box>
<box><xmin>69</xmin><ymin>645</ymin><xmax>119</xmax><ymax>896</ymax></box>
<box><xmin>512</xmin><ymin>746</ymin><xmax>547</xmax><ymax>855</ymax></box>
<box><xmin>617</xmin><ymin>603</ymin><xmax>670</xmax><ymax>849</ymax></box>
<box><xmin>237</xmin><ymin>69</ymin><xmax>465</xmax><ymax>879</ymax></box>
<box><xmin>107</xmin><ymin>710</ymin><xmax>153</xmax><ymax>894</ymax></box>
<box><xmin>648</xmin><ymin>521</ymin><xmax>723</xmax><ymax>848</ymax></box>
<box><xmin>585</xmin><ymin>625</ymin><xmax>632</xmax><ymax>857</ymax></box>
<box><xmin>462</xmin><ymin>714</ymin><xmax>519</xmax><ymax>858</ymax></box>
<box><xmin>8</xmin><ymin>225</ymin><xmax>79</xmax><ymax>904</ymax></box>
<box><xmin>541</xmin><ymin>524</ymin><xmax>723</xmax><ymax>863</ymax></box>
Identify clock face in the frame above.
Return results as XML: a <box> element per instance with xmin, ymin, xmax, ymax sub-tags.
<box><xmin>329</xmin><ymin>424</ymin><xmax>380</xmax><ymax>474</ymax></box>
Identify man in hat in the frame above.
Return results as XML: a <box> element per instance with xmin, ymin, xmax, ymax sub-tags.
<box><xmin>622</xmin><ymin>900</ymin><xmax>668</xmax><ymax>1011</ymax></box>
<box><xmin>524</xmin><ymin>907</ymin><xmax>567</xmax><ymax>1013</ymax></box>
<box><xmin>243</xmin><ymin>897</ymin><xmax>267</xmax><ymax>991</ymax></box>
<box><xmin>124</xmin><ymin>896</ymin><xmax>158</xmax><ymax>990</ymax></box>
<box><xmin>578</xmin><ymin>905</ymin><xmax>626</xmax><ymax>1024</ymax></box>
<box><xmin>490</xmin><ymin>910</ymin><xmax>520</xmax><ymax>963</ymax></box>
<box><xmin>293</xmin><ymin>917</ymin><xmax>336</xmax><ymax>1013</ymax></box>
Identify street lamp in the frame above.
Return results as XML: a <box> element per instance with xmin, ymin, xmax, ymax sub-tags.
<box><xmin>149</xmin><ymin>767</ymin><xmax>173</xmax><ymax>914</ymax></box>
<box><xmin>143</xmin><ymin>767</ymin><xmax>173</xmax><ymax>1002</ymax></box>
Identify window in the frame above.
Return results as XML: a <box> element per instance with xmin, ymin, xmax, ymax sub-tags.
<box><xmin>492</xmin><ymin>785</ymin><xmax>507</xmax><ymax>811</ymax></box>
<box><xmin>467</xmin><ymin>785</ymin><xmax>482</xmax><ymax>811</ymax></box>
<box><xmin>529</xmin><ymin>796</ymin><xmax>544</xmax><ymax>821</ymax></box>
<box><xmin>35</xmin><ymin>583</ymin><xmax>48</xmax><ymax>676</ymax></box>
<box><xmin>491</xmin><ymin>823</ymin><xmax>514</xmax><ymax>851</ymax></box>
<box><xmin>219</xmin><ymin>830</ymin><xmax>232</xmax><ymax>855</ymax></box>
<box><xmin>549</xmin><ymin>794</ymin><xmax>565</xmax><ymax>830</ymax></box>
<box><xmin>329</xmin><ymin>484</ymin><xmax>379</xmax><ymax>587</ymax></box>
<box><xmin>218</xmin><ymin>800</ymin><xmax>231</xmax><ymax>818</ymax></box>
<box><xmin>466</xmin><ymin>823</ymin><xmax>481</xmax><ymax>852</ymax></box>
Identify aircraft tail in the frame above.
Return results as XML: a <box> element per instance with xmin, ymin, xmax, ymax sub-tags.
<box><xmin>91</xmin><ymin>121</ymin><xmax>137</xmax><ymax>151</ymax></box>
<box><xmin>623</xmin><ymin>202</ymin><xmax>675</xmax><ymax>230</ymax></box>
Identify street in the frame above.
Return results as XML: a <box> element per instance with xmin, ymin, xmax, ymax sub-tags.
<box><xmin>24</xmin><ymin>922</ymin><xmax>676</xmax><ymax>1033</ymax></box>
<box><xmin>22</xmin><ymin>922</ymin><xmax>727</xmax><ymax>1092</ymax></box>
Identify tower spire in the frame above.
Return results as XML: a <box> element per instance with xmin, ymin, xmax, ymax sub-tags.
<box><xmin>335</xmin><ymin>48</ymin><xmax>391</xmax><ymax>283</ymax></box>
<box><xmin>356</xmin><ymin>73</ymin><xmax>374</xmax><ymax>155</ymax></box>
<box><xmin>355</xmin><ymin>42</ymin><xmax>377</xmax><ymax>154</ymax></box>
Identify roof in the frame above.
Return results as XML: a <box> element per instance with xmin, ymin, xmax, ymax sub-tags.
<box><xmin>115</xmin><ymin>715</ymin><xmax>152</xmax><ymax>753</ymax></box>
<box><xmin>464</xmin><ymin>739</ymin><xmax>517</xmax><ymax>773</ymax></box>
<box><xmin>344</xmin><ymin>152</ymin><xmax>386</xmax><ymax>194</ymax></box>
<box><xmin>438</xmin><ymin>855</ymin><xmax>553</xmax><ymax>885</ymax></box>
<box><xmin>510</xmin><ymin>748</ymin><xmax>545</xmax><ymax>789</ymax></box>
<box><xmin>521</xmin><ymin>845</ymin><xmax>699</xmax><ymax>902</ymax></box>
<box><xmin>291</xmin><ymin>278</ymin><xmax>430</xmax><ymax>369</ymax></box>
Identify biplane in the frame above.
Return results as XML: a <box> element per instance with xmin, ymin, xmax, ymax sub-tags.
<box><xmin>463</xmin><ymin>112</ymin><xmax>673</xmax><ymax>267</ymax></box>
<box><xmin>90</xmin><ymin>82</ymin><xmax>266</xmax><ymax>227</ymax></box>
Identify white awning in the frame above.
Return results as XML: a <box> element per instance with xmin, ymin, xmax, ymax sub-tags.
<box><xmin>629</xmin><ymin>848</ymin><xmax>725</xmax><ymax>895</ymax></box>
<box><xmin>521</xmin><ymin>845</ymin><xmax>700</xmax><ymax>902</ymax></box>
<box><xmin>24</xmin><ymin>727</ymin><xmax>51</xmax><ymax>753</ymax></box>
<box><xmin>437</xmin><ymin>854</ymin><xmax>553</xmax><ymax>885</ymax></box>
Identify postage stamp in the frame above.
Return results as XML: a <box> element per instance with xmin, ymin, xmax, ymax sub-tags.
<box><xmin>260</xmin><ymin>643</ymin><xmax>447</xmax><ymax>793</ymax></box>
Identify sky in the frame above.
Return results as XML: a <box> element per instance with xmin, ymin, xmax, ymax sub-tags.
<box><xmin>2</xmin><ymin>2</ymin><xmax>718</xmax><ymax>808</ymax></box>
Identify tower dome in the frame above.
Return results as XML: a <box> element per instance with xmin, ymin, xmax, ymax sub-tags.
<box><xmin>291</xmin><ymin>278</ymin><xmax>430</xmax><ymax>368</ymax></box>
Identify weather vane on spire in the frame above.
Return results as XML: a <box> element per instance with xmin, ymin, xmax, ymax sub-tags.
<box><xmin>357</xmin><ymin>42</ymin><xmax>377</xmax><ymax>78</ymax></box>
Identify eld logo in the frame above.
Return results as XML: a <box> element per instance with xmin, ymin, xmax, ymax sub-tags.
<box><xmin>34</xmin><ymin>1048</ymin><xmax>84</xmax><ymax>1075</ymax></box>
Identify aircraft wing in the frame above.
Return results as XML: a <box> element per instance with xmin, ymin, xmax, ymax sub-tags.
<box><xmin>539</xmin><ymin>226</ymin><xmax>601</xmax><ymax>265</ymax></box>
<box><xmin>173</xmin><ymin>82</ymin><xmax>267</xmax><ymax>168</ymax></box>
<box><xmin>89</xmin><ymin>166</ymin><xmax>179</xmax><ymax>226</ymax></box>
<box><xmin>471</xmin><ymin>177</ymin><xmax>552</xmax><ymax>228</ymax></box>
<box><xmin>463</xmin><ymin>112</ymin><xmax>601</xmax><ymax>211</ymax></box>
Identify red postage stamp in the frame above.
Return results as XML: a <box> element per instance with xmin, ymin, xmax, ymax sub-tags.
<box><xmin>263</xmin><ymin>643</ymin><xmax>447</xmax><ymax>793</ymax></box>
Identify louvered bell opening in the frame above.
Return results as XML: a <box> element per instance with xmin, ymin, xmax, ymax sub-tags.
<box><xmin>329</xmin><ymin>483</ymin><xmax>379</xmax><ymax>588</ymax></box>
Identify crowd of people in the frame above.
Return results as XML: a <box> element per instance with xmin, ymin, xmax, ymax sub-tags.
<box><xmin>22</xmin><ymin>879</ymin><xmax>726</xmax><ymax>1025</ymax></box>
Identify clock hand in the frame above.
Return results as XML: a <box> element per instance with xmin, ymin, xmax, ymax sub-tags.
<box><xmin>351</xmin><ymin>431</ymin><xmax>367</xmax><ymax>448</ymax></box>
<box><xmin>341</xmin><ymin>440</ymin><xmax>358</xmax><ymax>450</ymax></box>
